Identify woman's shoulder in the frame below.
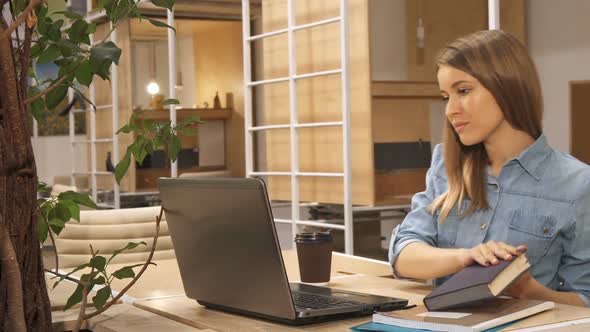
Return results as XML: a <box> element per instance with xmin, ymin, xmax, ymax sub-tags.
<box><xmin>548</xmin><ymin>150</ymin><xmax>590</xmax><ymax>197</ymax></box>
<box><xmin>430</xmin><ymin>143</ymin><xmax>447</xmax><ymax>179</ymax></box>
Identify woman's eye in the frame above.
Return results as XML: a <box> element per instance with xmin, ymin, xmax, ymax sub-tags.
<box><xmin>458</xmin><ymin>87</ymin><xmax>471</xmax><ymax>95</ymax></box>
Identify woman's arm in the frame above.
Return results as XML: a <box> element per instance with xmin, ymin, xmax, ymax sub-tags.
<box><xmin>394</xmin><ymin>242</ymin><xmax>465</xmax><ymax>279</ymax></box>
<box><xmin>395</xmin><ymin>241</ymin><xmax>524</xmax><ymax>280</ymax></box>
<box><xmin>507</xmin><ymin>272</ymin><xmax>587</xmax><ymax>307</ymax></box>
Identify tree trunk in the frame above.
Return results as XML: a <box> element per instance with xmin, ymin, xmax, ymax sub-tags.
<box><xmin>0</xmin><ymin>17</ymin><xmax>51</xmax><ymax>332</ymax></box>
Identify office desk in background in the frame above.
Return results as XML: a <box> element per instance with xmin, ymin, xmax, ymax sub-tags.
<box><xmin>49</xmin><ymin>250</ymin><xmax>590</xmax><ymax>331</ymax></box>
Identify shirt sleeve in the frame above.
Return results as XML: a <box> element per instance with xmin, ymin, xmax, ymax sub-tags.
<box><xmin>557</xmin><ymin>186</ymin><xmax>590</xmax><ymax>307</ymax></box>
<box><xmin>388</xmin><ymin>144</ymin><xmax>444</xmax><ymax>278</ymax></box>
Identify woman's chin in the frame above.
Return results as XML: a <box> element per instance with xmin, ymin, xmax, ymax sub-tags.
<box><xmin>458</xmin><ymin>134</ymin><xmax>482</xmax><ymax>147</ymax></box>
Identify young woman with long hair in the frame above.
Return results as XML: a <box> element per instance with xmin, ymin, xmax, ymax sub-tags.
<box><xmin>389</xmin><ymin>30</ymin><xmax>590</xmax><ymax>307</ymax></box>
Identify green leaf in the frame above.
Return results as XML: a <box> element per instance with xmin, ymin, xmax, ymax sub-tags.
<box><xmin>48</xmin><ymin>19</ymin><xmax>65</xmax><ymax>42</ymax></box>
<box><xmin>178</xmin><ymin>115</ymin><xmax>201</xmax><ymax>128</ymax></box>
<box><xmin>87</xmin><ymin>23</ymin><xmax>97</xmax><ymax>34</ymax></box>
<box><xmin>58</xmin><ymin>191</ymin><xmax>97</xmax><ymax>209</ymax></box>
<box><xmin>67</xmin><ymin>19</ymin><xmax>90</xmax><ymax>44</ymax></box>
<box><xmin>181</xmin><ymin>127</ymin><xmax>197</xmax><ymax>136</ymax></box>
<box><xmin>112</xmin><ymin>266</ymin><xmax>136</xmax><ymax>279</ymax></box>
<box><xmin>93</xmin><ymin>286</ymin><xmax>111</xmax><ymax>310</ymax></box>
<box><xmin>115</xmin><ymin>150</ymin><xmax>131</xmax><ymax>185</ymax></box>
<box><xmin>37</xmin><ymin>45</ymin><xmax>61</xmax><ymax>65</ymax></box>
<box><xmin>64</xmin><ymin>284</ymin><xmax>84</xmax><ymax>311</ymax></box>
<box><xmin>30</xmin><ymin>42</ymin><xmax>45</xmax><ymax>58</ymax></box>
<box><xmin>37</xmin><ymin>17</ymin><xmax>52</xmax><ymax>35</ymax></box>
<box><xmin>91</xmin><ymin>41</ymin><xmax>122</xmax><ymax>65</ymax></box>
<box><xmin>60</xmin><ymin>199</ymin><xmax>80</xmax><ymax>222</ymax></box>
<box><xmin>48</xmin><ymin>218</ymin><xmax>66</xmax><ymax>235</ymax></box>
<box><xmin>37</xmin><ymin>182</ymin><xmax>50</xmax><ymax>193</ymax></box>
<box><xmin>108</xmin><ymin>241</ymin><xmax>147</xmax><ymax>264</ymax></box>
<box><xmin>116</xmin><ymin>113</ymin><xmax>138</xmax><ymax>134</ymax></box>
<box><xmin>52</xmin><ymin>263</ymin><xmax>90</xmax><ymax>289</ymax></box>
<box><xmin>168</xmin><ymin>135</ymin><xmax>181</xmax><ymax>162</ymax></box>
<box><xmin>151</xmin><ymin>0</ymin><xmax>175</xmax><ymax>11</ymax></box>
<box><xmin>54</xmin><ymin>203</ymin><xmax>72</xmax><ymax>221</ymax></box>
<box><xmin>162</xmin><ymin>98</ymin><xmax>179</xmax><ymax>106</ymax></box>
<box><xmin>146</xmin><ymin>17</ymin><xmax>176</xmax><ymax>33</ymax></box>
<box><xmin>38</xmin><ymin>217</ymin><xmax>49</xmax><ymax>243</ymax></box>
<box><xmin>89</xmin><ymin>256</ymin><xmax>107</xmax><ymax>272</ymax></box>
<box><xmin>53</xmin><ymin>11</ymin><xmax>84</xmax><ymax>20</ymax></box>
<box><xmin>45</xmin><ymin>84</ymin><xmax>69</xmax><ymax>110</ymax></box>
<box><xmin>75</xmin><ymin>61</ymin><xmax>93</xmax><ymax>87</ymax></box>
<box><xmin>36</xmin><ymin>4</ymin><xmax>49</xmax><ymax>19</ymax></box>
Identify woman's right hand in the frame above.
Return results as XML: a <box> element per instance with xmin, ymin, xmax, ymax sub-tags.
<box><xmin>458</xmin><ymin>241</ymin><xmax>527</xmax><ymax>268</ymax></box>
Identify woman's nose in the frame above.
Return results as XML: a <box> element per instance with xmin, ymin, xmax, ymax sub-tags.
<box><xmin>445</xmin><ymin>97</ymin><xmax>461</xmax><ymax>117</ymax></box>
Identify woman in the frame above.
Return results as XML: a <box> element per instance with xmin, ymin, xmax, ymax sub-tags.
<box><xmin>389</xmin><ymin>30</ymin><xmax>590</xmax><ymax>307</ymax></box>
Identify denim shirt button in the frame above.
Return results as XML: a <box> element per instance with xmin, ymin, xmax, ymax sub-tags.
<box><xmin>480</xmin><ymin>223</ymin><xmax>487</xmax><ymax>230</ymax></box>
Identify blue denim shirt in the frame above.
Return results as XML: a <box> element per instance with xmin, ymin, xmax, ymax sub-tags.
<box><xmin>388</xmin><ymin>134</ymin><xmax>590</xmax><ymax>306</ymax></box>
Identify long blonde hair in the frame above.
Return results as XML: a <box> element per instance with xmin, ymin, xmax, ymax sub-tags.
<box><xmin>431</xmin><ymin>30</ymin><xmax>543</xmax><ymax>222</ymax></box>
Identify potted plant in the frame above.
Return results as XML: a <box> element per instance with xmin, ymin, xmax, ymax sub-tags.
<box><xmin>0</xmin><ymin>0</ymin><xmax>199</xmax><ymax>330</ymax></box>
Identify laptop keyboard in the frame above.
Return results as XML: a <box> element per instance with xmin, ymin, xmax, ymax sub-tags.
<box><xmin>292</xmin><ymin>291</ymin><xmax>362</xmax><ymax>310</ymax></box>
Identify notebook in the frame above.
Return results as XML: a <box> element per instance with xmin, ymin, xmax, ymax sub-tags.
<box><xmin>424</xmin><ymin>254</ymin><xmax>530</xmax><ymax>311</ymax></box>
<box><xmin>351</xmin><ymin>320</ymin><xmax>518</xmax><ymax>332</ymax></box>
<box><xmin>372</xmin><ymin>298</ymin><xmax>554</xmax><ymax>332</ymax></box>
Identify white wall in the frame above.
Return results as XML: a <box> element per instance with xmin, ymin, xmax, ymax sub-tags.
<box><xmin>527</xmin><ymin>0</ymin><xmax>590</xmax><ymax>152</ymax></box>
<box><xmin>33</xmin><ymin>135</ymin><xmax>88</xmax><ymax>185</ymax></box>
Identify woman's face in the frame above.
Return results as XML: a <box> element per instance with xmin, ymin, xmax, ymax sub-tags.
<box><xmin>437</xmin><ymin>65</ymin><xmax>506</xmax><ymax>146</ymax></box>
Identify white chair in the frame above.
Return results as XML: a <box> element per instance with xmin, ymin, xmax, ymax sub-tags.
<box><xmin>54</xmin><ymin>206</ymin><xmax>175</xmax><ymax>269</ymax></box>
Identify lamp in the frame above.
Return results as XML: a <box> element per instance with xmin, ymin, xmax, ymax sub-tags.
<box><xmin>146</xmin><ymin>41</ymin><xmax>160</xmax><ymax>96</ymax></box>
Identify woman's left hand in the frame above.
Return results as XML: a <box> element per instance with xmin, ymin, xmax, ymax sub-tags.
<box><xmin>504</xmin><ymin>271</ymin><xmax>542</xmax><ymax>299</ymax></box>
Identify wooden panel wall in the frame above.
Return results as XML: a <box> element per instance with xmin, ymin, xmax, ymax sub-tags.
<box><xmin>570</xmin><ymin>81</ymin><xmax>590</xmax><ymax>165</ymax></box>
<box><xmin>262</xmin><ymin>0</ymin><xmax>374</xmax><ymax>205</ymax></box>
<box><xmin>406</xmin><ymin>0</ymin><xmax>526</xmax><ymax>82</ymax></box>
<box><xmin>192</xmin><ymin>21</ymin><xmax>245</xmax><ymax>177</ymax></box>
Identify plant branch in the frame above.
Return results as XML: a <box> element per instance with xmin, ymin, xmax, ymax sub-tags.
<box><xmin>0</xmin><ymin>0</ymin><xmax>41</xmax><ymax>42</ymax></box>
<box><xmin>44</xmin><ymin>217</ymin><xmax>59</xmax><ymax>274</ymax></box>
<box><xmin>83</xmin><ymin>207</ymin><xmax>164</xmax><ymax>320</ymax></box>
<box><xmin>0</xmin><ymin>222</ymin><xmax>26</xmax><ymax>332</ymax></box>
<box><xmin>23</xmin><ymin>74</ymin><xmax>69</xmax><ymax>105</ymax></box>
<box><xmin>73</xmin><ymin>266</ymin><xmax>94</xmax><ymax>332</ymax></box>
<box><xmin>24</xmin><ymin>57</ymin><xmax>85</xmax><ymax>105</ymax></box>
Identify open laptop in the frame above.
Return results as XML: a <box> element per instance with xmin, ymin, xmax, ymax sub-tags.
<box><xmin>158</xmin><ymin>177</ymin><xmax>408</xmax><ymax>325</ymax></box>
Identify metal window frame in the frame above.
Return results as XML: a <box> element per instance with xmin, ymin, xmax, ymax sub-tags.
<box><xmin>241</xmin><ymin>0</ymin><xmax>354</xmax><ymax>254</ymax></box>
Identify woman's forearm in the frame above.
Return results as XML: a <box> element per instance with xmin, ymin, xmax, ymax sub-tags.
<box><xmin>394</xmin><ymin>242</ymin><xmax>467</xmax><ymax>280</ymax></box>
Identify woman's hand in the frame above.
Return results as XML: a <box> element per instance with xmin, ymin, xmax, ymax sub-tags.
<box><xmin>458</xmin><ymin>241</ymin><xmax>527</xmax><ymax>268</ymax></box>
<box><xmin>504</xmin><ymin>271</ymin><xmax>542</xmax><ymax>299</ymax></box>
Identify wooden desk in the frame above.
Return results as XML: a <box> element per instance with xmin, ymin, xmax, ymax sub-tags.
<box><xmin>97</xmin><ymin>250</ymin><xmax>385</xmax><ymax>301</ymax></box>
<box><xmin>134</xmin><ymin>274</ymin><xmax>590</xmax><ymax>332</ymax></box>
<box><xmin>133</xmin><ymin>275</ymin><xmax>428</xmax><ymax>332</ymax></box>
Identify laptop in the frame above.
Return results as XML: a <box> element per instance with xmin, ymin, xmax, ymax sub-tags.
<box><xmin>158</xmin><ymin>177</ymin><xmax>408</xmax><ymax>325</ymax></box>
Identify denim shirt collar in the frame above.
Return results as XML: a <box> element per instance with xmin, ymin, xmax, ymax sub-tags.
<box><xmin>512</xmin><ymin>134</ymin><xmax>552</xmax><ymax>181</ymax></box>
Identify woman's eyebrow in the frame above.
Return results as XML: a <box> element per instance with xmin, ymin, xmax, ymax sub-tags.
<box><xmin>440</xmin><ymin>80</ymin><xmax>471</xmax><ymax>93</ymax></box>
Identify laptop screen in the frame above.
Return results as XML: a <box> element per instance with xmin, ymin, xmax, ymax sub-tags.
<box><xmin>158</xmin><ymin>177</ymin><xmax>297</xmax><ymax>320</ymax></box>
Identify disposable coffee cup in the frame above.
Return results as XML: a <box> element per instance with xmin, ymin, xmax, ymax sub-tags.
<box><xmin>294</xmin><ymin>232</ymin><xmax>333</xmax><ymax>283</ymax></box>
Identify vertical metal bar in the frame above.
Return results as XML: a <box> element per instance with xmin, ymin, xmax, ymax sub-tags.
<box><xmin>88</xmin><ymin>29</ymin><xmax>98</xmax><ymax>203</ymax></box>
<box><xmin>242</xmin><ymin>0</ymin><xmax>254</xmax><ymax>178</ymax></box>
<box><xmin>110</xmin><ymin>22</ymin><xmax>120</xmax><ymax>208</ymax></box>
<box><xmin>488</xmin><ymin>0</ymin><xmax>500</xmax><ymax>30</ymax></box>
<box><xmin>340</xmin><ymin>0</ymin><xmax>353</xmax><ymax>255</ymax></box>
<box><xmin>167</xmin><ymin>9</ymin><xmax>178</xmax><ymax>177</ymax></box>
<box><xmin>68</xmin><ymin>88</ymin><xmax>76</xmax><ymax>187</ymax></box>
<box><xmin>287</xmin><ymin>0</ymin><xmax>300</xmax><ymax>238</ymax></box>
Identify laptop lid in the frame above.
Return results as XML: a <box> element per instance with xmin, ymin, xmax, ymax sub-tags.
<box><xmin>158</xmin><ymin>177</ymin><xmax>297</xmax><ymax>320</ymax></box>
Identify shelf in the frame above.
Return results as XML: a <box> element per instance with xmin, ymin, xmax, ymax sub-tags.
<box><xmin>134</xmin><ymin>108</ymin><xmax>232</xmax><ymax>122</ymax></box>
<box><xmin>371</xmin><ymin>81</ymin><xmax>440</xmax><ymax>99</ymax></box>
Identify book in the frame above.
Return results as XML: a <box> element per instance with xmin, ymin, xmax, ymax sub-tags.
<box><xmin>350</xmin><ymin>320</ymin><xmax>518</xmax><ymax>332</ymax></box>
<box><xmin>372</xmin><ymin>298</ymin><xmax>554</xmax><ymax>332</ymax></box>
<box><xmin>424</xmin><ymin>254</ymin><xmax>530</xmax><ymax>311</ymax></box>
